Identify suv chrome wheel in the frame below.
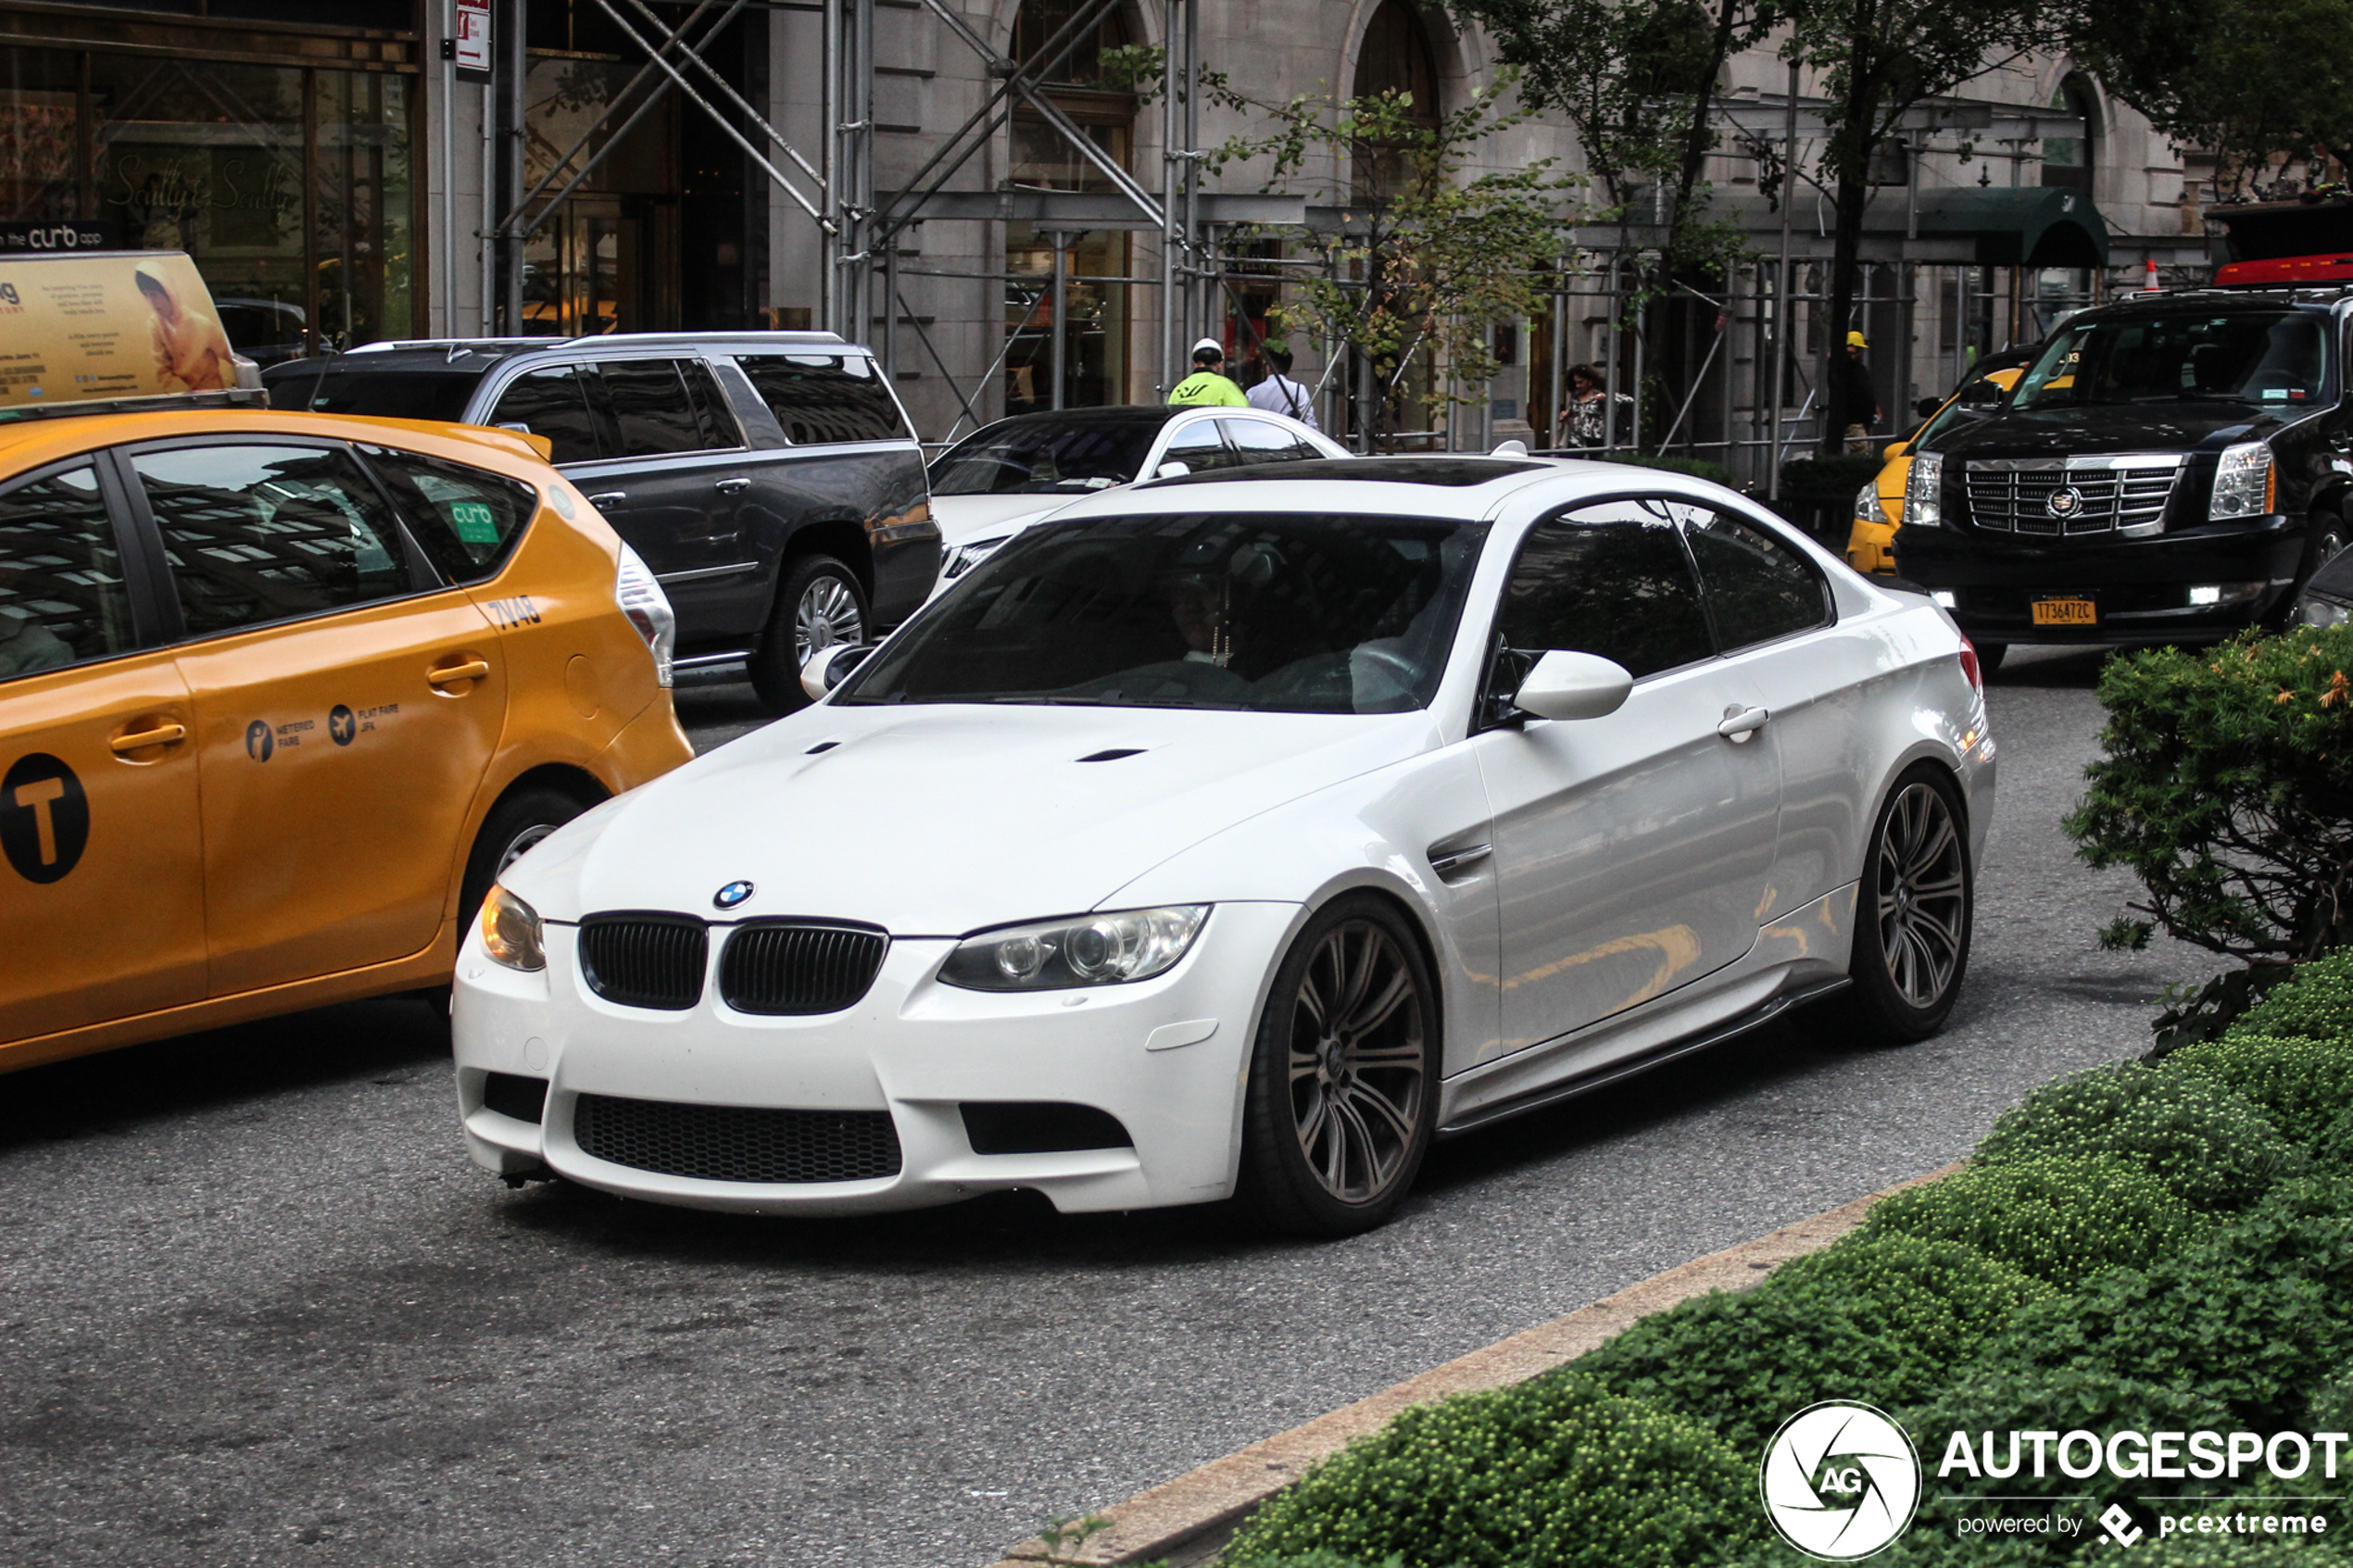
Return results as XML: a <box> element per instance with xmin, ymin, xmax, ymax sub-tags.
<box><xmin>795</xmin><ymin>574</ymin><xmax>865</xmax><ymax>664</ymax></box>
<box><xmin>1874</xmin><ymin>780</ymin><xmax>1968</xmax><ymax>1010</ymax></box>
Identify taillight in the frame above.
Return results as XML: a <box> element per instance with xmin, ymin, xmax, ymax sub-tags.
<box><xmin>614</xmin><ymin>545</ymin><xmax>676</xmax><ymax>688</ymax></box>
<box><xmin>1957</xmin><ymin>635</ymin><xmax>1983</xmax><ymax>696</ymax></box>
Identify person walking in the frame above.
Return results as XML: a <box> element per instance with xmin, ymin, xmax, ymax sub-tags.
<box><xmin>1836</xmin><ymin>330</ymin><xmax>1884</xmax><ymax>454</ymax></box>
<box><xmin>1169</xmin><ymin>337</ymin><xmax>1248</xmax><ymax>408</ymax></box>
<box><xmin>1245</xmin><ymin>341</ymin><xmax>1320</xmax><ymax>431</ymax></box>
<box><xmin>1555</xmin><ymin>362</ymin><xmax>1632</xmax><ymax>450</ymax></box>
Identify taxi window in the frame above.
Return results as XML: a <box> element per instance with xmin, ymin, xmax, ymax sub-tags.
<box><xmin>487</xmin><ymin>366</ymin><xmax>605</xmax><ymax>466</ymax></box>
<box><xmin>359</xmin><ymin>446</ymin><xmax>536</xmax><ymax>584</ymax></box>
<box><xmin>0</xmin><ymin>464</ymin><xmax>135</xmax><ymax>681</ymax></box>
<box><xmin>132</xmin><ymin>444</ymin><xmax>419</xmax><ymax>637</ymax></box>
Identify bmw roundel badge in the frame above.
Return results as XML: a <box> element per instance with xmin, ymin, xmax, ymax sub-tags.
<box><xmin>713</xmin><ymin>880</ymin><xmax>755</xmax><ymax>910</ymax></box>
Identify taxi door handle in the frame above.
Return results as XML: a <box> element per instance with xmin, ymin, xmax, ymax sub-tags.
<box><xmin>108</xmin><ymin>721</ymin><xmax>187</xmax><ymax>754</ymax></box>
<box><xmin>585</xmin><ymin>490</ymin><xmax>627</xmax><ymax>508</ymax></box>
<box><xmin>1718</xmin><ymin>706</ymin><xmax>1770</xmax><ymax>742</ymax></box>
<box><xmin>428</xmin><ymin>659</ymin><xmax>493</xmax><ymax>690</ymax></box>
<box><xmin>714</xmin><ymin>477</ymin><xmax>752</xmax><ymax>495</ymax></box>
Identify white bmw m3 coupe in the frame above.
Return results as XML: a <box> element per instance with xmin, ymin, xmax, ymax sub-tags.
<box><xmin>453</xmin><ymin>455</ymin><xmax>1994</xmax><ymax>1235</ymax></box>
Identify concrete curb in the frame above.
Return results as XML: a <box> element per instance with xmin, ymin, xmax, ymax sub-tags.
<box><xmin>987</xmin><ymin>1162</ymin><xmax>1964</xmax><ymax>1568</ymax></box>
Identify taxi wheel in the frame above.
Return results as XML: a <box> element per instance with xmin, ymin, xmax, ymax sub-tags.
<box><xmin>458</xmin><ymin>784</ymin><xmax>598</xmax><ymax>947</ymax></box>
<box><xmin>749</xmin><ymin>555</ymin><xmax>870</xmax><ymax>714</ymax></box>
<box><xmin>1974</xmin><ymin>642</ymin><xmax>2007</xmax><ymax>676</ymax></box>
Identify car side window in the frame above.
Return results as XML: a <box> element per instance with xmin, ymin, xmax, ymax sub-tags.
<box><xmin>487</xmin><ymin>366</ymin><xmax>604</xmax><ymax>466</ymax></box>
<box><xmin>359</xmin><ymin>445</ymin><xmax>539</xmax><ymax>585</ymax></box>
<box><xmin>679</xmin><ymin>358</ymin><xmax>744</xmax><ymax>449</ymax></box>
<box><xmin>132</xmin><ymin>444</ymin><xmax>419</xmax><ymax>638</ymax></box>
<box><xmin>1161</xmin><ymin>421</ymin><xmax>1230</xmax><ymax>473</ymax></box>
<box><xmin>1498</xmin><ymin>499</ymin><xmax>1715</xmax><ymax>679</ymax></box>
<box><xmin>1219</xmin><ymin>418</ymin><xmax>1302</xmax><ymax>465</ymax></box>
<box><xmin>598</xmin><ymin>359</ymin><xmax>706</xmax><ymax>458</ymax></box>
<box><xmin>1684</xmin><ymin>508</ymin><xmax>1832</xmax><ymax>651</ymax></box>
<box><xmin>733</xmin><ymin>354</ymin><xmax>910</xmax><ymax>445</ymax></box>
<box><xmin>0</xmin><ymin>463</ymin><xmax>135</xmax><ymax>681</ymax></box>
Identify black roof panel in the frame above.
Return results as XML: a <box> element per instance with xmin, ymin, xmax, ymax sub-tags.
<box><xmin>1152</xmin><ymin>456</ymin><xmax>1549</xmax><ymax>488</ymax></box>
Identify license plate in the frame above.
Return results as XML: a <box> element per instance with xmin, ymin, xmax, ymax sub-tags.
<box><xmin>2032</xmin><ymin>596</ymin><xmax>2098</xmax><ymax>627</ymax></box>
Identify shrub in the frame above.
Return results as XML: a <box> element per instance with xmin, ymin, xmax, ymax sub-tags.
<box><xmin>2065</xmin><ymin>626</ymin><xmax>2353</xmax><ymax>963</ymax></box>
<box><xmin>1861</xmin><ymin>1158</ymin><xmax>2208</xmax><ymax>1289</ymax></box>
<box><xmin>1973</xmin><ymin>1060</ymin><xmax>2301</xmax><ymax>1210</ymax></box>
<box><xmin>2225</xmin><ymin>948</ymin><xmax>2353</xmax><ymax>1043</ymax></box>
<box><xmin>1221</xmin><ymin>1377</ymin><xmax>1751</xmax><ymax>1568</ymax></box>
<box><xmin>2169</xmin><ymin>1034</ymin><xmax>2353</xmax><ymax>1147</ymax></box>
<box><xmin>1768</xmin><ymin>1233</ymin><xmax>2052</xmax><ymax>1364</ymax></box>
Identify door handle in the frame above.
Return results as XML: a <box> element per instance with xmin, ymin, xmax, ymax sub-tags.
<box><xmin>585</xmin><ymin>490</ymin><xmax>627</xmax><ymax>508</ymax></box>
<box><xmin>714</xmin><ymin>477</ymin><xmax>752</xmax><ymax>495</ymax></box>
<box><xmin>108</xmin><ymin>721</ymin><xmax>187</xmax><ymax>755</ymax></box>
<box><xmin>428</xmin><ymin>659</ymin><xmax>493</xmax><ymax>690</ymax></box>
<box><xmin>1717</xmin><ymin>706</ymin><xmax>1770</xmax><ymax>742</ymax></box>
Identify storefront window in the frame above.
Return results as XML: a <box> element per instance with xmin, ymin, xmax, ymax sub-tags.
<box><xmin>519</xmin><ymin>53</ymin><xmax>679</xmax><ymax>335</ymax></box>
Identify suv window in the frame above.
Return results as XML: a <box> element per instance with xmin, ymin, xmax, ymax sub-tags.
<box><xmin>598</xmin><ymin>359</ymin><xmax>706</xmax><ymax>458</ymax></box>
<box><xmin>734</xmin><ymin>354</ymin><xmax>909</xmax><ymax>445</ymax></box>
<box><xmin>132</xmin><ymin>444</ymin><xmax>417</xmax><ymax>637</ymax></box>
<box><xmin>1500</xmin><ymin>499</ymin><xmax>1714</xmax><ymax>678</ymax></box>
<box><xmin>1685</xmin><ymin>509</ymin><xmax>1831</xmax><ymax>651</ymax></box>
<box><xmin>679</xmin><ymin>359</ymin><xmax>742</xmax><ymax>448</ymax></box>
<box><xmin>0</xmin><ymin>464</ymin><xmax>133</xmax><ymax>680</ymax></box>
<box><xmin>488</xmin><ymin>366</ymin><xmax>603</xmax><ymax>465</ymax></box>
<box><xmin>359</xmin><ymin>446</ymin><xmax>538</xmax><ymax>584</ymax></box>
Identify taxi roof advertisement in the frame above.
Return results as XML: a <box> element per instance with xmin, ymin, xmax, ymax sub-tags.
<box><xmin>0</xmin><ymin>250</ymin><xmax>245</xmax><ymax>413</ymax></box>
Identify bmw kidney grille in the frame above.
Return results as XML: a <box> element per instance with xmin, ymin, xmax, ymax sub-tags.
<box><xmin>578</xmin><ymin>915</ymin><xmax>710</xmax><ymax>1010</ymax></box>
<box><xmin>719</xmin><ymin>922</ymin><xmax>888</xmax><ymax>1015</ymax></box>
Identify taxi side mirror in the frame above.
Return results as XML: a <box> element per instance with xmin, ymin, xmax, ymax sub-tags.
<box><xmin>1961</xmin><ymin>379</ymin><xmax>2006</xmax><ymax>409</ymax></box>
<box><xmin>800</xmin><ymin>643</ymin><xmax>877</xmax><ymax>702</ymax></box>
<box><xmin>1881</xmin><ymin>440</ymin><xmax>1909</xmax><ymax>460</ymax></box>
<box><xmin>1513</xmin><ymin>650</ymin><xmax>1634</xmax><ymax>721</ymax></box>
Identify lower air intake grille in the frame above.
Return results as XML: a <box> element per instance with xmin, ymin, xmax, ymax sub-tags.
<box><xmin>572</xmin><ymin>1095</ymin><xmax>902</xmax><ymax>1184</ymax></box>
<box><xmin>718</xmin><ymin>922</ymin><xmax>888</xmax><ymax>1015</ymax></box>
<box><xmin>578</xmin><ymin>915</ymin><xmax>708</xmax><ymax>1010</ymax></box>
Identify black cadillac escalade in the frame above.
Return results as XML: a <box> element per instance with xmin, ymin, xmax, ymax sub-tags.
<box><xmin>1893</xmin><ymin>289</ymin><xmax>2353</xmax><ymax>668</ymax></box>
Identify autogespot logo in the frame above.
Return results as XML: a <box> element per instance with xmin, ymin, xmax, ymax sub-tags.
<box><xmin>1762</xmin><ymin>1401</ymin><xmax>1923</xmax><ymax>1561</ymax></box>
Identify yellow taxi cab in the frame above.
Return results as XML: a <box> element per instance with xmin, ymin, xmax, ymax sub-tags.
<box><xmin>1847</xmin><ymin>367</ymin><xmax>2024</xmax><ymax>574</ymax></box>
<box><xmin>0</xmin><ymin>408</ymin><xmax>694</xmax><ymax>1073</ymax></box>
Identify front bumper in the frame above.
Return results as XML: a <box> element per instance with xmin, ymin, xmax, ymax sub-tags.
<box><xmin>450</xmin><ymin>901</ymin><xmax>1300</xmax><ymax>1215</ymax></box>
<box><xmin>1894</xmin><ymin>515</ymin><xmax>2305</xmax><ymax>644</ymax></box>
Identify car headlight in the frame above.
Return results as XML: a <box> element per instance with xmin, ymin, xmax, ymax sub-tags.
<box><xmin>1904</xmin><ymin>453</ymin><xmax>1942</xmax><ymax>528</ymax></box>
<box><xmin>2210</xmin><ymin>442</ymin><xmax>2277</xmax><ymax>521</ymax></box>
<box><xmin>942</xmin><ymin>535</ymin><xmax>1011</xmax><ymax>580</ymax></box>
<box><xmin>481</xmin><ymin>884</ymin><xmax>546</xmax><ymax>972</ymax></box>
<box><xmin>940</xmin><ymin>905</ymin><xmax>1209</xmax><ymax>991</ymax></box>
<box><xmin>2302</xmin><ymin>595</ymin><xmax>2351</xmax><ymax>628</ymax></box>
<box><xmin>1853</xmin><ymin>480</ymin><xmax>1882</xmax><ymax>527</ymax></box>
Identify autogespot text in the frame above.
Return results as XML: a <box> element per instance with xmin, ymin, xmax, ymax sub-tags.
<box><xmin>1938</xmin><ymin>1429</ymin><xmax>2353</xmax><ymax>1482</ymax></box>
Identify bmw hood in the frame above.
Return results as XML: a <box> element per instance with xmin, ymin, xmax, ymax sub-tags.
<box><xmin>510</xmin><ymin>704</ymin><xmax>1434</xmax><ymax>935</ymax></box>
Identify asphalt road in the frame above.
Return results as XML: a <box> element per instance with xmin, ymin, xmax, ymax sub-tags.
<box><xmin>0</xmin><ymin>647</ymin><xmax>2199</xmax><ymax>1568</ymax></box>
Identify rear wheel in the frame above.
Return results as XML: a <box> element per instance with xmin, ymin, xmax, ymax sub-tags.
<box><xmin>459</xmin><ymin>784</ymin><xmax>598</xmax><ymax>947</ymax></box>
<box><xmin>1973</xmin><ymin>642</ymin><xmax>2007</xmax><ymax>676</ymax></box>
<box><xmin>1840</xmin><ymin>766</ymin><xmax>1973</xmax><ymax>1043</ymax></box>
<box><xmin>1238</xmin><ymin>895</ymin><xmax>1437</xmax><ymax>1236</ymax></box>
<box><xmin>749</xmin><ymin>554</ymin><xmax>870</xmax><ymax>714</ymax></box>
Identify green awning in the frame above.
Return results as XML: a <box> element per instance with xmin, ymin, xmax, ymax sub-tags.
<box><xmin>1909</xmin><ymin>186</ymin><xmax>2110</xmax><ymax>269</ymax></box>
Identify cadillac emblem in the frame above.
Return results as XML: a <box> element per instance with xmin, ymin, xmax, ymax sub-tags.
<box><xmin>2046</xmin><ymin>485</ymin><xmax>2084</xmax><ymax>520</ymax></box>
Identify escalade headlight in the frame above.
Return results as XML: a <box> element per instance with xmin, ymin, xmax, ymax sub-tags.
<box><xmin>1904</xmin><ymin>453</ymin><xmax>1943</xmax><ymax>528</ymax></box>
<box><xmin>940</xmin><ymin>905</ymin><xmax>1209</xmax><ymax>991</ymax></box>
<box><xmin>481</xmin><ymin>884</ymin><xmax>546</xmax><ymax>972</ymax></box>
<box><xmin>2210</xmin><ymin>442</ymin><xmax>2277</xmax><ymax>521</ymax></box>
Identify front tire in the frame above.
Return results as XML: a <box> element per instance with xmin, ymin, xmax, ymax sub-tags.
<box><xmin>749</xmin><ymin>554</ymin><xmax>870</xmax><ymax>714</ymax></box>
<box><xmin>1841</xmin><ymin>766</ymin><xmax>1973</xmax><ymax>1043</ymax></box>
<box><xmin>459</xmin><ymin>784</ymin><xmax>598</xmax><ymax>944</ymax></box>
<box><xmin>1239</xmin><ymin>895</ymin><xmax>1437</xmax><ymax>1236</ymax></box>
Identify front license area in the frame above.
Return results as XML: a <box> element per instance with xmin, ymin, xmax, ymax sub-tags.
<box><xmin>2031</xmin><ymin>596</ymin><xmax>2098</xmax><ymax>627</ymax></box>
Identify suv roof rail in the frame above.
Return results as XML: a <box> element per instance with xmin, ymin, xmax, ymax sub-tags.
<box><xmin>338</xmin><ymin>330</ymin><xmax>852</xmax><ymax>357</ymax></box>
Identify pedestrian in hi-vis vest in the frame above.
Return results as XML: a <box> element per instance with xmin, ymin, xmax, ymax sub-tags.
<box><xmin>1168</xmin><ymin>337</ymin><xmax>1248</xmax><ymax>408</ymax></box>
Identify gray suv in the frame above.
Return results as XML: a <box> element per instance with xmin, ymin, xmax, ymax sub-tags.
<box><xmin>264</xmin><ymin>332</ymin><xmax>937</xmax><ymax>711</ymax></box>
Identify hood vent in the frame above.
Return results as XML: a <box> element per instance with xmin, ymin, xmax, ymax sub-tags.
<box><xmin>1076</xmin><ymin>747</ymin><xmax>1147</xmax><ymax>762</ymax></box>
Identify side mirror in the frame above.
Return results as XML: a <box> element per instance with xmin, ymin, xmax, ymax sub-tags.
<box><xmin>1961</xmin><ymin>379</ymin><xmax>2006</xmax><ymax>409</ymax></box>
<box><xmin>1881</xmin><ymin>440</ymin><xmax>1909</xmax><ymax>460</ymax></box>
<box><xmin>1155</xmin><ymin>460</ymin><xmax>1191</xmax><ymax>479</ymax></box>
<box><xmin>799</xmin><ymin>643</ymin><xmax>877</xmax><ymax>702</ymax></box>
<box><xmin>1512</xmin><ymin>650</ymin><xmax>1633</xmax><ymax>722</ymax></box>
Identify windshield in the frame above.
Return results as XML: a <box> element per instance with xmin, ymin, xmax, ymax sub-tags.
<box><xmin>842</xmin><ymin>511</ymin><xmax>1488</xmax><ymax>714</ymax></box>
<box><xmin>2012</xmin><ymin>309</ymin><xmax>2332</xmax><ymax>410</ymax></box>
<box><xmin>268</xmin><ymin>365</ymin><xmax>484</xmax><ymax>422</ymax></box>
<box><xmin>929</xmin><ymin>417</ymin><xmax>1164</xmax><ymax>496</ymax></box>
<box><xmin>1913</xmin><ymin>377</ymin><xmax>2012</xmax><ymax>448</ymax></box>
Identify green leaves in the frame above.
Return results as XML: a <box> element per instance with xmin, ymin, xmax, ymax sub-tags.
<box><xmin>1974</xmin><ymin>1061</ymin><xmax>2303</xmax><ymax>1211</ymax></box>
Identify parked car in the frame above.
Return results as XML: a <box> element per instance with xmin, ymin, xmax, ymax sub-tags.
<box><xmin>0</xmin><ymin>406</ymin><xmax>693</xmax><ymax>1073</ymax></box>
<box><xmin>1846</xmin><ymin>366</ymin><xmax>2023</xmax><ymax>575</ymax></box>
<box><xmin>452</xmin><ymin>454</ymin><xmax>1994</xmax><ymax>1235</ymax></box>
<box><xmin>927</xmin><ymin>405</ymin><xmax>1347</xmax><ymax>591</ymax></box>
<box><xmin>2293</xmin><ymin>546</ymin><xmax>2353</xmax><ymax>627</ymax></box>
<box><xmin>265</xmin><ymin>332</ymin><xmax>938</xmax><ymax>711</ymax></box>
<box><xmin>1894</xmin><ymin>289</ymin><xmax>2353</xmax><ymax>669</ymax></box>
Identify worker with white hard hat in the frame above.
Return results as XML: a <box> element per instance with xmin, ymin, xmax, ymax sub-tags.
<box><xmin>1168</xmin><ymin>336</ymin><xmax>1247</xmax><ymax>408</ymax></box>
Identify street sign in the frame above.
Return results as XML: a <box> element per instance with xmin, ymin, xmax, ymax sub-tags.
<box><xmin>454</xmin><ymin>0</ymin><xmax>494</xmax><ymax>83</ymax></box>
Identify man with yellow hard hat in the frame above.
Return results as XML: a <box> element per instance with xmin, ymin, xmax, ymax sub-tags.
<box><xmin>1169</xmin><ymin>337</ymin><xmax>1248</xmax><ymax>408</ymax></box>
<box><xmin>1835</xmin><ymin>329</ymin><xmax>1882</xmax><ymax>454</ymax></box>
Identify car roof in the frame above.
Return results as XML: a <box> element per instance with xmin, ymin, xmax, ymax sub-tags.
<box><xmin>265</xmin><ymin>332</ymin><xmax>867</xmax><ymax>382</ymax></box>
<box><xmin>1030</xmin><ymin>454</ymin><xmax>1685</xmax><ymax>523</ymax></box>
<box><xmin>0</xmin><ymin>408</ymin><xmax>556</xmax><ymax>474</ymax></box>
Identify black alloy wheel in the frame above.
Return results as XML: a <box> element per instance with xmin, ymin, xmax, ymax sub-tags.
<box><xmin>1239</xmin><ymin>895</ymin><xmax>1436</xmax><ymax>1236</ymax></box>
<box><xmin>1840</xmin><ymin>766</ymin><xmax>1973</xmax><ymax>1043</ymax></box>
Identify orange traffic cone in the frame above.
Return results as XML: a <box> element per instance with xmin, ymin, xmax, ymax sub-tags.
<box><xmin>2145</xmin><ymin>257</ymin><xmax>2159</xmax><ymax>291</ymax></box>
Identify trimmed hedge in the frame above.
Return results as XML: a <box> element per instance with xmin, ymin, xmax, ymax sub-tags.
<box><xmin>1972</xmin><ymin>1060</ymin><xmax>2302</xmax><ymax>1210</ymax></box>
<box><xmin>1220</xmin><ymin>1376</ymin><xmax>1752</xmax><ymax>1568</ymax></box>
<box><xmin>2170</xmin><ymin>1034</ymin><xmax>2353</xmax><ymax>1148</ymax></box>
<box><xmin>1859</xmin><ymin>1157</ymin><xmax>2208</xmax><ymax>1289</ymax></box>
<box><xmin>2224</xmin><ymin>950</ymin><xmax>2353</xmax><ymax>1044</ymax></box>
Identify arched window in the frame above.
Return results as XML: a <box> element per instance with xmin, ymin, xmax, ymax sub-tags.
<box><xmin>1351</xmin><ymin>0</ymin><xmax>1441</xmax><ymax>199</ymax></box>
<box><xmin>2041</xmin><ymin>77</ymin><xmax>2095</xmax><ymax>193</ymax></box>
